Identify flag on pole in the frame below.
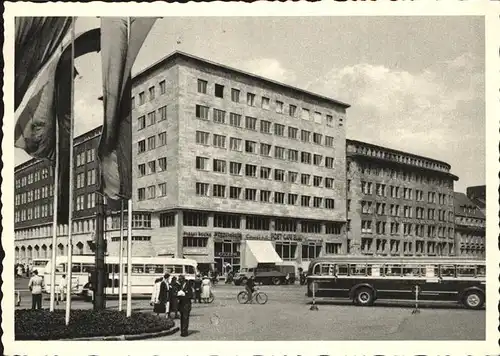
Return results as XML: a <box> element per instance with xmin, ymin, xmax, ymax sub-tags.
<box><xmin>99</xmin><ymin>17</ymin><xmax>158</xmax><ymax>200</ymax></box>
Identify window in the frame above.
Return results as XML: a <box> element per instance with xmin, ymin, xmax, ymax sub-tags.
<box><xmin>274</xmin><ymin>169</ymin><xmax>285</xmax><ymax>181</ymax></box>
<box><xmin>313</xmin><ymin>133</ymin><xmax>322</xmax><ymax>145</ymax></box>
<box><xmin>313</xmin><ymin>197</ymin><xmax>322</xmax><ymax>208</ymax></box>
<box><xmin>229</xmin><ymin>186</ymin><xmax>242</xmax><ymax>199</ymax></box>
<box><xmin>301</xmin><ymin>152</ymin><xmax>311</xmax><ymax>164</ymax></box>
<box><xmin>261</xmin><ymin>97</ymin><xmax>270</xmax><ymax>110</ymax></box>
<box><xmin>196</xmin><ymin>131</ymin><xmax>209</xmax><ymax>145</ymax></box>
<box><xmin>139</xmin><ymin>91</ymin><xmax>145</xmax><ymax>105</ymax></box>
<box><xmin>138</xmin><ymin>188</ymin><xmax>146</xmax><ymax>201</ymax></box>
<box><xmin>147</xmin><ymin>136</ymin><xmax>156</xmax><ymax>150</ymax></box>
<box><xmin>245</xmin><ymin>188</ymin><xmax>257</xmax><ymax>201</ymax></box>
<box><xmin>301</xmin><ymin>174</ymin><xmax>310</xmax><ymax>185</ymax></box>
<box><xmin>158</xmin><ymin>131</ymin><xmax>167</xmax><ymax>146</ymax></box>
<box><xmin>183</xmin><ymin>212</ymin><xmax>209</xmax><ymax>226</ymax></box>
<box><xmin>260</xmin><ymin>190</ymin><xmax>271</xmax><ymax>203</ymax></box>
<box><xmin>213</xmin><ymin>184</ymin><xmax>226</xmax><ymax>198</ymax></box>
<box><xmin>245</xmin><ymin>164</ymin><xmax>257</xmax><ymax>177</ymax></box>
<box><xmin>196</xmin><ymin>183</ymin><xmax>210</xmax><ymax>196</ymax></box>
<box><xmin>229</xmin><ymin>113</ymin><xmax>241</xmax><ymax>127</ymax></box>
<box><xmin>213</xmin><ymin>159</ymin><xmax>226</xmax><ymax>173</ymax></box>
<box><xmin>274</xmin><ymin>192</ymin><xmax>285</xmax><ymax>204</ymax></box>
<box><xmin>325</xmin><ymin>157</ymin><xmax>334</xmax><ymax>169</ymax></box>
<box><xmin>147</xmin><ymin>111</ymin><xmax>156</xmax><ymax>126</ymax></box>
<box><xmin>147</xmin><ymin>185</ymin><xmax>156</xmax><ymax>199</ymax></box>
<box><xmin>275</xmin><ymin>241</ymin><xmax>298</xmax><ymax>261</ymax></box>
<box><xmin>138</xmin><ymin>164</ymin><xmax>146</xmax><ymax>177</ymax></box>
<box><xmin>138</xmin><ymin>140</ymin><xmax>146</xmax><ymax>153</ymax></box>
<box><xmin>314</xmin><ymin>112</ymin><xmax>322</xmax><ymax>123</ymax></box>
<box><xmin>301</xmin><ymin>130</ymin><xmax>310</xmax><ymax>142</ymax></box>
<box><xmin>288</xmin><ymin>149</ymin><xmax>298</xmax><ymax>162</ymax></box>
<box><xmin>313</xmin><ymin>154</ymin><xmax>323</xmax><ymax>166</ymax></box>
<box><xmin>196</xmin><ymin>156</ymin><xmax>209</xmax><ymax>170</ymax></box>
<box><xmin>288</xmin><ymin>127</ymin><xmax>298</xmax><ymax>139</ymax></box>
<box><xmin>87</xmin><ymin>170</ymin><xmax>96</xmax><ymax>186</ymax></box>
<box><xmin>196</xmin><ymin>105</ymin><xmax>209</xmax><ymax>120</ymax></box>
<box><xmin>288</xmin><ymin>194</ymin><xmax>298</xmax><ymax>205</ymax></box>
<box><xmin>230</xmin><ymin>137</ymin><xmax>242</xmax><ymax>151</ymax></box>
<box><xmin>138</xmin><ymin>116</ymin><xmax>146</xmax><ymax>130</ymax></box>
<box><xmin>245</xmin><ymin>116</ymin><xmax>257</xmax><ymax>130</ymax></box>
<box><xmin>159</xmin><ymin>80</ymin><xmax>166</xmax><ymax>94</ymax></box>
<box><xmin>326</xmin><ymin>115</ymin><xmax>333</xmax><ymax>126</ymax></box>
<box><xmin>245</xmin><ymin>140</ymin><xmax>257</xmax><ymax>153</ymax></box>
<box><xmin>325</xmin><ymin>178</ymin><xmax>334</xmax><ymax>189</ymax></box>
<box><xmin>213</xmin><ymin>109</ymin><xmax>226</xmax><ymax>124</ymax></box>
<box><xmin>274</xmin><ymin>124</ymin><xmax>285</xmax><ymax>136</ymax></box>
<box><xmin>260</xmin><ymin>167</ymin><xmax>271</xmax><ymax>179</ymax></box>
<box><xmin>159</xmin><ymin>212</ymin><xmax>175</xmax><ymax>227</ymax></box>
<box><xmin>214</xmin><ymin>213</ymin><xmax>241</xmax><ymax>228</ymax></box>
<box><xmin>260</xmin><ymin>120</ymin><xmax>271</xmax><ymax>134</ymax></box>
<box><xmin>247</xmin><ymin>92</ymin><xmax>255</xmax><ymax>106</ymax></box>
<box><xmin>198</xmin><ymin>79</ymin><xmax>208</xmax><ymax>94</ymax></box>
<box><xmin>302</xmin><ymin>108</ymin><xmax>310</xmax><ymax>120</ymax></box>
<box><xmin>214</xmin><ymin>84</ymin><xmax>224</xmax><ymax>98</ymax></box>
<box><xmin>148</xmin><ymin>161</ymin><xmax>156</xmax><ymax>174</ymax></box>
<box><xmin>276</xmin><ymin>101</ymin><xmax>284</xmax><ymax>113</ymax></box>
<box><xmin>260</xmin><ymin>143</ymin><xmax>272</xmax><ymax>156</ymax></box>
<box><xmin>230</xmin><ymin>162</ymin><xmax>242</xmax><ymax>175</ymax></box>
<box><xmin>158</xmin><ymin>183</ymin><xmax>167</xmax><ymax>197</ymax></box>
<box><xmin>325</xmin><ymin>199</ymin><xmax>335</xmax><ymax>209</ymax></box>
<box><xmin>213</xmin><ymin>134</ymin><xmax>226</xmax><ymax>148</ymax></box>
<box><xmin>246</xmin><ymin>215</ymin><xmax>271</xmax><ymax>230</ymax></box>
<box><xmin>313</xmin><ymin>176</ymin><xmax>322</xmax><ymax>187</ymax></box>
<box><xmin>231</xmin><ymin>88</ymin><xmax>240</xmax><ymax>102</ymax></box>
<box><xmin>149</xmin><ymin>86</ymin><xmax>155</xmax><ymax>100</ymax></box>
<box><xmin>325</xmin><ymin>136</ymin><xmax>334</xmax><ymax>147</ymax></box>
<box><xmin>301</xmin><ymin>195</ymin><xmax>311</xmax><ymax>207</ymax></box>
<box><xmin>288</xmin><ymin>171</ymin><xmax>298</xmax><ymax>183</ymax></box>
<box><xmin>274</xmin><ymin>146</ymin><xmax>286</xmax><ymax>160</ymax></box>
<box><xmin>289</xmin><ymin>105</ymin><xmax>297</xmax><ymax>117</ymax></box>
<box><xmin>302</xmin><ymin>243</ymin><xmax>321</xmax><ymax>260</ymax></box>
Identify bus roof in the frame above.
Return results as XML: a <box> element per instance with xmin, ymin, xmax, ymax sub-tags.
<box><xmin>308</xmin><ymin>256</ymin><xmax>486</xmax><ymax>265</ymax></box>
<box><xmin>52</xmin><ymin>256</ymin><xmax>198</xmax><ymax>265</ymax></box>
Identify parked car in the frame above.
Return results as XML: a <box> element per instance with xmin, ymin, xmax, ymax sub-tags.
<box><xmin>233</xmin><ymin>264</ymin><xmax>292</xmax><ymax>286</ymax></box>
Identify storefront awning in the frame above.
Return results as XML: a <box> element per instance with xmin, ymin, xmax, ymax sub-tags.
<box><xmin>245</xmin><ymin>240</ymin><xmax>283</xmax><ymax>267</ymax></box>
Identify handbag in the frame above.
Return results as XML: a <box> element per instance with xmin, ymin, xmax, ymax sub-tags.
<box><xmin>153</xmin><ymin>302</ymin><xmax>166</xmax><ymax>314</ymax></box>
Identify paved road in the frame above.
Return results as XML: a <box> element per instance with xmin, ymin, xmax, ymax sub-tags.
<box><xmin>14</xmin><ymin>279</ymin><xmax>485</xmax><ymax>341</ymax></box>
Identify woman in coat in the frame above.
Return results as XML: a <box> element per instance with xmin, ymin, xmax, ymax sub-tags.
<box><xmin>169</xmin><ymin>276</ymin><xmax>180</xmax><ymax>319</ymax></box>
<box><xmin>150</xmin><ymin>274</ymin><xmax>170</xmax><ymax>317</ymax></box>
<box><xmin>201</xmin><ymin>275</ymin><xmax>211</xmax><ymax>303</ymax></box>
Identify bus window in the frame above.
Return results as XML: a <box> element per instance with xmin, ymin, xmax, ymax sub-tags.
<box><xmin>402</xmin><ymin>265</ymin><xmax>420</xmax><ymax>277</ymax></box>
<box><xmin>174</xmin><ymin>265</ymin><xmax>183</xmax><ymax>274</ymax></box>
<box><xmin>132</xmin><ymin>264</ymin><xmax>145</xmax><ymax>273</ymax></box>
<box><xmin>72</xmin><ymin>263</ymin><xmax>82</xmax><ymax>273</ymax></box>
<box><xmin>349</xmin><ymin>264</ymin><xmax>368</xmax><ymax>276</ymax></box>
<box><xmin>336</xmin><ymin>264</ymin><xmax>349</xmax><ymax>276</ymax></box>
<box><xmin>440</xmin><ymin>265</ymin><xmax>456</xmax><ymax>277</ymax></box>
<box><xmin>456</xmin><ymin>265</ymin><xmax>476</xmax><ymax>277</ymax></box>
<box><xmin>56</xmin><ymin>264</ymin><xmax>66</xmax><ymax>273</ymax></box>
<box><xmin>476</xmin><ymin>265</ymin><xmax>486</xmax><ymax>277</ymax></box>
<box><xmin>422</xmin><ymin>265</ymin><xmax>438</xmax><ymax>278</ymax></box>
<box><xmin>370</xmin><ymin>265</ymin><xmax>381</xmax><ymax>277</ymax></box>
<box><xmin>313</xmin><ymin>264</ymin><xmax>321</xmax><ymax>275</ymax></box>
<box><xmin>165</xmin><ymin>265</ymin><xmax>174</xmax><ymax>274</ymax></box>
<box><xmin>146</xmin><ymin>264</ymin><xmax>164</xmax><ymax>274</ymax></box>
<box><xmin>185</xmin><ymin>265</ymin><xmax>195</xmax><ymax>275</ymax></box>
<box><xmin>321</xmin><ymin>263</ymin><xmax>334</xmax><ymax>275</ymax></box>
<box><xmin>384</xmin><ymin>264</ymin><xmax>402</xmax><ymax>276</ymax></box>
<box><xmin>82</xmin><ymin>264</ymin><xmax>94</xmax><ymax>273</ymax></box>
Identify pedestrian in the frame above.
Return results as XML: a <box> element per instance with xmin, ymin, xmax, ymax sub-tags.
<box><xmin>201</xmin><ymin>274</ymin><xmax>211</xmax><ymax>303</ymax></box>
<box><xmin>193</xmin><ymin>275</ymin><xmax>202</xmax><ymax>303</ymax></box>
<box><xmin>28</xmin><ymin>270</ymin><xmax>44</xmax><ymax>310</ymax></box>
<box><xmin>169</xmin><ymin>276</ymin><xmax>180</xmax><ymax>319</ymax></box>
<box><xmin>57</xmin><ymin>274</ymin><xmax>67</xmax><ymax>305</ymax></box>
<box><xmin>177</xmin><ymin>275</ymin><xmax>193</xmax><ymax>337</ymax></box>
<box><xmin>26</xmin><ymin>264</ymin><xmax>30</xmax><ymax>278</ymax></box>
<box><xmin>151</xmin><ymin>273</ymin><xmax>170</xmax><ymax>318</ymax></box>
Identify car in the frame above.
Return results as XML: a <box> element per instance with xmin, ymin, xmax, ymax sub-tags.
<box><xmin>233</xmin><ymin>265</ymin><xmax>293</xmax><ymax>286</ymax></box>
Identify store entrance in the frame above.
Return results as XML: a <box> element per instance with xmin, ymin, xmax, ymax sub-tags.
<box><xmin>214</xmin><ymin>240</ymin><xmax>241</xmax><ymax>275</ymax></box>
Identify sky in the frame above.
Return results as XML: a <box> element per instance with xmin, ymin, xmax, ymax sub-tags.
<box><xmin>15</xmin><ymin>16</ymin><xmax>485</xmax><ymax>193</ymax></box>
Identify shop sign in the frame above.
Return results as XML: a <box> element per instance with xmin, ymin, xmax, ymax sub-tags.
<box><xmin>215</xmin><ymin>251</ymin><xmax>240</xmax><ymax>258</ymax></box>
<box><xmin>271</xmin><ymin>233</ymin><xmax>303</xmax><ymax>242</ymax></box>
<box><xmin>183</xmin><ymin>231</ymin><xmax>212</xmax><ymax>238</ymax></box>
<box><xmin>245</xmin><ymin>234</ymin><xmax>271</xmax><ymax>241</ymax></box>
<box><xmin>213</xmin><ymin>231</ymin><xmax>243</xmax><ymax>240</ymax></box>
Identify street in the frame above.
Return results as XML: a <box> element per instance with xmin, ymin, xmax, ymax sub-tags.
<box><xmin>15</xmin><ymin>278</ymin><xmax>485</xmax><ymax>341</ymax></box>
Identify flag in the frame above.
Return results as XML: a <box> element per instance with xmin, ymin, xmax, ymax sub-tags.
<box><xmin>99</xmin><ymin>17</ymin><xmax>158</xmax><ymax>200</ymax></box>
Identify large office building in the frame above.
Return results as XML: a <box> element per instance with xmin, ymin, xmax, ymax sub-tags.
<box><xmin>454</xmin><ymin>191</ymin><xmax>485</xmax><ymax>258</ymax></box>
<box><xmin>14</xmin><ymin>51</ymin><xmax>350</xmax><ymax>273</ymax></box>
<box><xmin>346</xmin><ymin>139</ymin><xmax>459</xmax><ymax>257</ymax></box>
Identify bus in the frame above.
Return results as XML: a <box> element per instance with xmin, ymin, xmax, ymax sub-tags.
<box><xmin>32</xmin><ymin>258</ymin><xmax>50</xmax><ymax>275</ymax></box>
<box><xmin>43</xmin><ymin>255</ymin><xmax>198</xmax><ymax>297</ymax></box>
<box><xmin>306</xmin><ymin>256</ymin><xmax>486</xmax><ymax>309</ymax></box>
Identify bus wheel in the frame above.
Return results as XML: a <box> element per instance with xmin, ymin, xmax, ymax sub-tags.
<box><xmin>463</xmin><ymin>291</ymin><xmax>484</xmax><ymax>309</ymax></box>
<box><xmin>354</xmin><ymin>288</ymin><xmax>374</xmax><ymax>306</ymax></box>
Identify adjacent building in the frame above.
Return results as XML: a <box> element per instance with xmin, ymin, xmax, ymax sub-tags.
<box><xmin>346</xmin><ymin>139</ymin><xmax>459</xmax><ymax>257</ymax></box>
<box><xmin>466</xmin><ymin>185</ymin><xmax>486</xmax><ymax>214</ymax></box>
<box><xmin>454</xmin><ymin>191</ymin><xmax>485</xmax><ymax>258</ymax></box>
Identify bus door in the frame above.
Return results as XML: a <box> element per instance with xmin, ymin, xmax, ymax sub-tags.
<box><xmin>106</xmin><ymin>264</ymin><xmax>119</xmax><ymax>293</ymax></box>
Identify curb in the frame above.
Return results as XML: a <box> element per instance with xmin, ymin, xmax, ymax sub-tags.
<box><xmin>68</xmin><ymin>327</ymin><xmax>179</xmax><ymax>341</ymax></box>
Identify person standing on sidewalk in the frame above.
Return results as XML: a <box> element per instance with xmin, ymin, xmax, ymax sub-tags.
<box><xmin>28</xmin><ymin>270</ymin><xmax>44</xmax><ymax>310</ymax></box>
<box><xmin>177</xmin><ymin>275</ymin><xmax>193</xmax><ymax>337</ymax></box>
<box><xmin>57</xmin><ymin>274</ymin><xmax>67</xmax><ymax>305</ymax></box>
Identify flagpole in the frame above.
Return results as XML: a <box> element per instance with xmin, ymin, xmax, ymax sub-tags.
<box><xmin>49</xmin><ymin>105</ymin><xmax>60</xmax><ymax>312</ymax></box>
<box><xmin>65</xmin><ymin>17</ymin><xmax>76</xmax><ymax>326</ymax></box>
<box><xmin>118</xmin><ymin>200</ymin><xmax>124</xmax><ymax>311</ymax></box>
<box><xmin>126</xmin><ymin>17</ymin><xmax>133</xmax><ymax>318</ymax></box>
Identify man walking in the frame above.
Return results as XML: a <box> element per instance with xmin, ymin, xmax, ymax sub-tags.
<box><xmin>28</xmin><ymin>270</ymin><xmax>44</xmax><ymax>310</ymax></box>
<box><xmin>177</xmin><ymin>275</ymin><xmax>193</xmax><ymax>337</ymax></box>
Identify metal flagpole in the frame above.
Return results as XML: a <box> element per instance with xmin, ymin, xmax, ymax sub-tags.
<box><xmin>118</xmin><ymin>199</ymin><xmax>124</xmax><ymax>311</ymax></box>
<box><xmin>126</xmin><ymin>17</ymin><xmax>133</xmax><ymax>318</ymax></box>
<box><xmin>49</xmin><ymin>99</ymin><xmax>60</xmax><ymax>312</ymax></box>
<box><xmin>65</xmin><ymin>17</ymin><xmax>76</xmax><ymax>326</ymax></box>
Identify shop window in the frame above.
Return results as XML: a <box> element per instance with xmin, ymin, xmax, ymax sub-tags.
<box><xmin>274</xmin><ymin>242</ymin><xmax>297</xmax><ymax>261</ymax></box>
<box><xmin>301</xmin><ymin>243</ymin><xmax>321</xmax><ymax>260</ymax></box>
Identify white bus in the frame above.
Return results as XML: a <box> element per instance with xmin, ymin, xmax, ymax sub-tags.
<box><xmin>43</xmin><ymin>255</ymin><xmax>198</xmax><ymax>296</ymax></box>
<box><xmin>32</xmin><ymin>258</ymin><xmax>50</xmax><ymax>275</ymax></box>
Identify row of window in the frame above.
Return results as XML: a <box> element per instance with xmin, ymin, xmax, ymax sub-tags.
<box><xmin>15</xmin><ymin>167</ymin><xmax>51</xmax><ymax>189</ymax></box>
<box><xmin>137</xmin><ymin>131</ymin><xmax>168</xmax><ymax>153</ymax></box>
<box><xmin>455</xmin><ymin>216</ymin><xmax>485</xmax><ymax>226</ymax></box>
<box><xmin>76</xmin><ymin>170</ymin><xmax>97</xmax><ymax>189</ymax></box>
<box><xmin>360</xmin><ymin>201</ymin><xmax>454</xmax><ymax>221</ymax></box>
<box><xmin>132</xmin><ymin>80</ymin><xmax>167</xmax><ymax>108</ymax></box>
<box><xmin>15</xmin><ymin>203</ymin><xmax>54</xmax><ymax>223</ymax></box>
<box><xmin>195</xmin><ymin>79</ymin><xmax>343</xmax><ymax>127</ymax></box>
<box><xmin>15</xmin><ymin>185</ymin><xmax>54</xmax><ymax>206</ymax></box>
<box><xmin>138</xmin><ymin>158</ymin><xmax>168</xmax><ymax>177</ymax></box>
<box><xmin>361</xmin><ymin>220</ymin><xmax>454</xmax><ymax>238</ymax></box>
<box><xmin>75</xmin><ymin>193</ymin><xmax>96</xmax><ymax>211</ymax></box>
<box><xmin>360</xmin><ymin>181</ymin><xmax>452</xmax><ymax>206</ymax></box>
<box><xmin>75</xmin><ymin>149</ymin><xmax>96</xmax><ymax>167</ymax></box>
<box><xmin>109</xmin><ymin>213</ymin><xmax>153</xmax><ymax>229</ymax></box>
<box><xmin>137</xmin><ymin>106</ymin><xmax>168</xmax><ymax>130</ymax></box>
<box><xmin>359</xmin><ymin>238</ymin><xmax>455</xmax><ymax>256</ymax></box>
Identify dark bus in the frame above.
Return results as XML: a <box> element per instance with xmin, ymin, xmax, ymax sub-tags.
<box><xmin>306</xmin><ymin>256</ymin><xmax>485</xmax><ymax>309</ymax></box>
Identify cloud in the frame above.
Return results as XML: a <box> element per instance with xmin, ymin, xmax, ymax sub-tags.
<box><xmin>306</xmin><ymin>53</ymin><xmax>484</xmax><ymax>192</ymax></box>
<box><xmin>239</xmin><ymin>58</ymin><xmax>297</xmax><ymax>85</ymax></box>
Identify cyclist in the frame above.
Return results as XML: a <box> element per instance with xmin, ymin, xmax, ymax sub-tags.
<box><xmin>245</xmin><ymin>275</ymin><xmax>256</xmax><ymax>302</ymax></box>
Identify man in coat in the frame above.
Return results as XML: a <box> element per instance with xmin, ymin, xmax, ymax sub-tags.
<box><xmin>151</xmin><ymin>273</ymin><xmax>170</xmax><ymax>317</ymax></box>
<box><xmin>177</xmin><ymin>275</ymin><xmax>193</xmax><ymax>337</ymax></box>
<box><xmin>193</xmin><ymin>275</ymin><xmax>202</xmax><ymax>303</ymax></box>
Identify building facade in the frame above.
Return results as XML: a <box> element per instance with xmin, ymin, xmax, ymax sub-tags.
<box><xmin>346</xmin><ymin>140</ymin><xmax>459</xmax><ymax>257</ymax></box>
<box><xmin>454</xmin><ymin>192</ymin><xmax>485</xmax><ymax>258</ymax></box>
<box><xmin>466</xmin><ymin>185</ymin><xmax>486</xmax><ymax>214</ymax></box>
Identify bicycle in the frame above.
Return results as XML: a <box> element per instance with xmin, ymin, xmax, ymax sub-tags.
<box><xmin>237</xmin><ymin>288</ymin><xmax>268</xmax><ymax>305</ymax></box>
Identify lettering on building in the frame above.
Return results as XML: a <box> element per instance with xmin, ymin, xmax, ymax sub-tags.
<box><xmin>183</xmin><ymin>231</ymin><xmax>212</xmax><ymax>238</ymax></box>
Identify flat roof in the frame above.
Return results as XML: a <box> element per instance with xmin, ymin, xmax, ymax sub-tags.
<box><xmin>132</xmin><ymin>51</ymin><xmax>351</xmax><ymax>110</ymax></box>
